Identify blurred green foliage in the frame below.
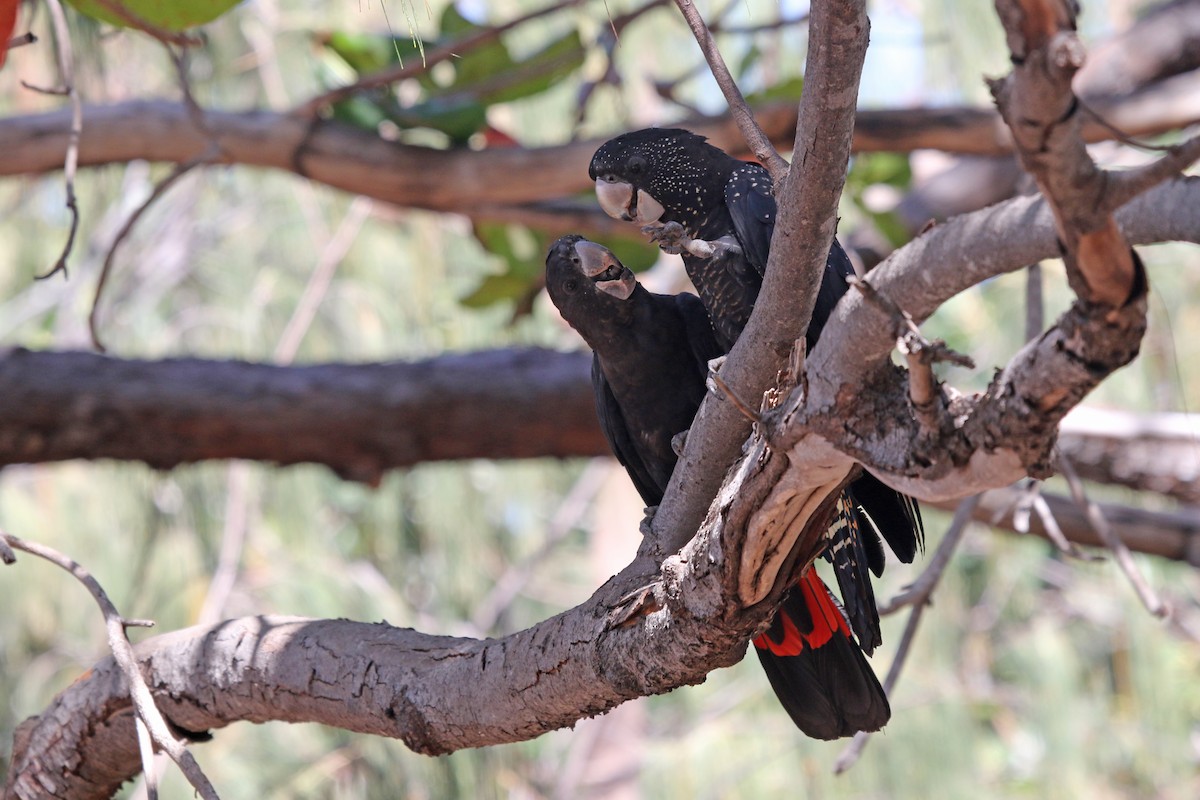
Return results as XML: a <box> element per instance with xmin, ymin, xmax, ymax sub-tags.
<box><xmin>65</xmin><ymin>0</ymin><xmax>243</xmax><ymax>31</ymax></box>
<box><xmin>1</xmin><ymin>1</ymin><xmax>1199</xmax><ymax>799</ymax></box>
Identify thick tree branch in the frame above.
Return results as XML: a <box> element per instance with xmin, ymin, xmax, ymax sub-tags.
<box><xmin>1</xmin><ymin>180</ymin><xmax>1197</xmax><ymax>479</ymax></box>
<box><xmin>0</xmin><ymin>347</ymin><xmax>604</xmax><ymax>482</ymax></box>
<box><xmin>649</xmin><ymin>0</ymin><xmax>870</xmax><ymax>556</ymax></box>
<box><xmin>3</xmin><ymin>404</ymin><xmax>859</xmax><ymax>797</ymax></box>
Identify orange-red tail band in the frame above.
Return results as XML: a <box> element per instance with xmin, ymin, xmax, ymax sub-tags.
<box><xmin>753</xmin><ymin>571</ymin><xmax>852</xmax><ymax>657</ymax></box>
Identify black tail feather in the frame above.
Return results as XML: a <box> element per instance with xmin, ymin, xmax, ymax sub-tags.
<box><xmin>824</xmin><ymin>497</ymin><xmax>883</xmax><ymax>653</ymax></box>
<box><xmin>849</xmin><ymin>472</ymin><xmax>925</xmax><ymax>564</ymax></box>
<box><xmin>754</xmin><ymin>579</ymin><xmax>890</xmax><ymax>739</ymax></box>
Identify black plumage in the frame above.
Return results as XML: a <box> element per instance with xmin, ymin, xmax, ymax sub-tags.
<box><xmin>545</xmin><ymin>235</ymin><xmax>889</xmax><ymax>739</ymax></box>
<box><xmin>589</xmin><ymin>128</ymin><xmax>924</xmax><ymax>654</ymax></box>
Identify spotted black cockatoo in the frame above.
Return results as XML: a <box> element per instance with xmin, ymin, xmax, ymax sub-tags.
<box><xmin>589</xmin><ymin>128</ymin><xmax>923</xmax><ymax>654</ymax></box>
<box><xmin>545</xmin><ymin>235</ymin><xmax>890</xmax><ymax>739</ymax></box>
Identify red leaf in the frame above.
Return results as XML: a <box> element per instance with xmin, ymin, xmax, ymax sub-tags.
<box><xmin>0</xmin><ymin>0</ymin><xmax>19</xmax><ymax>70</ymax></box>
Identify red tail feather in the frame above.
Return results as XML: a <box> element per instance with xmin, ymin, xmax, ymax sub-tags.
<box><xmin>753</xmin><ymin>570</ymin><xmax>850</xmax><ymax>657</ymax></box>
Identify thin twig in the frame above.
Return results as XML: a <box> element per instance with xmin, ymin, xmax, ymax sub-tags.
<box><xmin>708</xmin><ymin>369</ymin><xmax>762</xmax><ymax>425</ymax></box>
<box><xmin>134</xmin><ymin>719</ymin><xmax>160</xmax><ymax>800</ymax></box>
<box><xmin>1057</xmin><ymin>453</ymin><xmax>1170</xmax><ymax>618</ymax></box>
<box><xmin>299</xmin><ymin>0</ymin><xmax>586</xmax><ymax>116</ymax></box>
<box><xmin>1030</xmin><ymin>492</ymin><xmax>1098</xmax><ymax>561</ymax></box>
<box><xmin>89</xmin><ymin>44</ymin><xmax>223</xmax><ymax>351</ymax></box>
<box><xmin>1076</xmin><ymin>99</ymin><xmax>1175</xmax><ymax>153</ymax></box>
<box><xmin>7</xmin><ymin>32</ymin><xmax>37</xmax><ymax>50</ymax></box>
<box><xmin>169</xmin><ymin>46</ymin><xmax>212</xmax><ymax>137</ymax></box>
<box><xmin>672</xmin><ymin>0</ymin><xmax>788</xmax><ymax>181</ymax></box>
<box><xmin>878</xmin><ymin>494</ymin><xmax>980</xmax><ymax>615</ymax></box>
<box><xmin>88</xmin><ymin>155</ymin><xmax>210</xmax><ymax>351</ymax></box>
<box><xmin>1</xmin><ymin>531</ymin><xmax>220</xmax><ymax>799</ymax></box>
<box><xmin>836</xmin><ymin>495</ymin><xmax>979</xmax><ymax>773</ymax></box>
<box><xmin>34</xmin><ymin>0</ymin><xmax>82</xmax><ymax>282</ymax></box>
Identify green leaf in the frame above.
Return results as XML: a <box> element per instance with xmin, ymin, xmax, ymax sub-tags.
<box><xmin>844</xmin><ymin>153</ymin><xmax>916</xmax><ymax>249</ymax></box>
<box><xmin>461</xmin><ymin>224</ymin><xmax>550</xmax><ymax>308</ymax></box>
<box><xmin>846</xmin><ymin>152</ymin><xmax>913</xmax><ymax>188</ymax></box>
<box><xmin>743</xmin><ymin>76</ymin><xmax>804</xmax><ymax>105</ymax></box>
<box><xmin>322</xmin><ymin>30</ymin><xmax>423</xmax><ymax>75</ymax></box>
<box><xmin>478</xmin><ymin>31</ymin><xmax>584</xmax><ymax>105</ymax></box>
<box><xmin>385</xmin><ymin>97</ymin><xmax>489</xmax><ymax>145</ymax></box>
<box><xmin>439</xmin><ymin>5</ymin><xmax>516</xmax><ymax>89</ymax></box>
<box><xmin>65</xmin><ymin>0</ymin><xmax>243</xmax><ymax>31</ymax></box>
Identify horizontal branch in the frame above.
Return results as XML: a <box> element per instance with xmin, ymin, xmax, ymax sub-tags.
<box><xmin>930</xmin><ymin>486</ymin><xmax>1200</xmax><ymax>566</ymax></box>
<box><xmin>0</xmin><ymin>74</ymin><xmax>1196</xmax><ymax>228</ymax></box>
<box><xmin>1058</xmin><ymin>407</ymin><xmax>1200</xmax><ymax>504</ymax></box>
<box><xmin>0</xmin><ymin>347</ymin><xmax>605</xmax><ymax>481</ymax></box>
<box><xmin>0</xmin><ymin>175</ymin><xmax>1196</xmax><ymax>485</ymax></box>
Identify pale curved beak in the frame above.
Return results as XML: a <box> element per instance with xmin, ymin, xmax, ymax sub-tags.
<box><xmin>595</xmin><ymin>178</ymin><xmax>665</xmax><ymax>226</ymax></box>
<box><xmin>595</xmin><ymin>178</ymin><xmax>633</xmax><ymax>220</ymax></box>
<box><xmin>574</xmin><ymin>240</ymin><xmax>636</xmax><ymax>301</ymax></box>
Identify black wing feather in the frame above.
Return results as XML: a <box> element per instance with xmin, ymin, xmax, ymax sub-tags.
<box><xmin>725</xmin><ymin>162</ymin><xmax>775</xmax><ymax>276</ymax></box>
<box><xmin>848</xmin><ymin>472</ymin><xmax>926</xmax><ymax>564</ymax></box>
<box><xmin>676</xmin><ymin>292</ymin><xmax>724</xmax><ymax>378</ymax></box>
<box><xmin>591</xmin><ymin>354</ymin><xmax>664</xmax><ymax>506</ymax></box>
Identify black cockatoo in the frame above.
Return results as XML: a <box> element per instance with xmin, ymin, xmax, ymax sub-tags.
<box><xmin>545</xmin><ymin>235</ymin><xmax>889</xmax><ymax>739</ymax></box>
<box><xmin>589</xmin><ymin>128</ymin><xmax>923</xmax><ymax>653</ymax></box>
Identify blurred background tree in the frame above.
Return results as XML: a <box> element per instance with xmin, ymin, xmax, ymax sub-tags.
<box><xmin>1</xmin><ymin>0</ymin><xmax>1199</xmax><ymax>797</ymax></box>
